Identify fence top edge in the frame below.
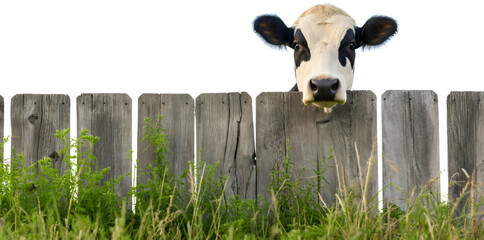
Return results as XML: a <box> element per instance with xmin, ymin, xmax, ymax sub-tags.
<box><xmin>138</xmin><ymin>93</ymin><xmax>193</xmax><ymax>100</ymax></box>
<box><xmin>382</xmin><ymin>90</ymin><xmax>437</xmax><ymax>96</ymax></box>
<box><xmin>448</xmin><ymin>91</ymin><xmax>484</xmax><ymax>96</ymax></box>
<box><xmin>76</xmin><ymin>93</ymin><xmax>132</xmax><ymax>102</ymax></box>
<box><xmin>195</xmin><ymin>92</ymin><xmax>249</xmax><ymax>101</ymax></box>
<box><xmin>447</xmin><ymin>91</ymin><xmax>484</xmax><ymax>102</ymax></box>
<box><xmin>12</xmin><ymin>94</ymin><xmax>70</xmax><ymax>98</ymax></box>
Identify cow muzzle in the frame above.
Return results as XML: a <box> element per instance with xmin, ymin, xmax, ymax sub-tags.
<box><xmin>310</xmin><ymin>77</ymin><xmax>340</xmax><ymax>102</ymax></box>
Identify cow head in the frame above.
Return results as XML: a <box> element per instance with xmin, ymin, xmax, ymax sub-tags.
<box><xmin>254</xmin><ymin>4</ymin><xmax>397</xmax><ymax>108</ymax></box>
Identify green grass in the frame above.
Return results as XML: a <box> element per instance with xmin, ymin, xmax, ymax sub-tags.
<box><xmin>0</xmin><ymin>116</ymin><xmax>481</xmax><ymax>239</ymax></box>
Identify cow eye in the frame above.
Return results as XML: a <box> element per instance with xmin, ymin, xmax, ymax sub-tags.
<box><xmin>292</xmin><ymin>42</ymin><xmax>300</xmax><ymax>51</ymax></box>
<box><xmin>348</xmin><ymin>42</ymin><xmax>356</xmax><ymax>51</ymax></box>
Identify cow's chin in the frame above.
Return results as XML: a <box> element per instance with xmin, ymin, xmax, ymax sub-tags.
<box><xmin>308</xmin><ymin>100</ymin><xmax>345</xmax><ymax>109</ymax></box>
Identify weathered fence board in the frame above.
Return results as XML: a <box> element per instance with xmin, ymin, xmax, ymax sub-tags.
<box><xmin>77</xmin><ymin>94</ymin><xmax>132</xmax><ymax>199</ymax></box>
<box><xmin>382</xmin><ymin>90</ymin><xmax>440</xmax><ymax>209</ymax></box>
<box><xmin>11</xmin><ymin>94</ymin><xmax>70</xmax><ymax>173</ymax></box>
<box><xmin>196</xmin><ymin>92</ymin><xmax>256</xmax><ymax>200</ymax></box>
<box><xmin>256</xmin><ymin>91</ymin><xmax>378</xmax><ymax>205</ymax></box>
<box><xmin>447</xmin><ymin>92</ymin><xmax>484</xmax><ymax>219</ymax></box>
<box><xmin>137</xmin><ymin>94</ymin><xmax>194</xmax><ymax>186</ymax></box>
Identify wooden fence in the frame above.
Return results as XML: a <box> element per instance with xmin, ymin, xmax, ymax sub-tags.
<box><xmin>0</xmin><ymin>91</ymin><xmax>483</xmax><ymax>214</ymax></box>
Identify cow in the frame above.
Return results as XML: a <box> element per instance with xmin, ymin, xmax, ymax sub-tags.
<box><xmin>254</xmin><ymin>4</ymin><xmax>397</xmax><ymax>108</ymax></box>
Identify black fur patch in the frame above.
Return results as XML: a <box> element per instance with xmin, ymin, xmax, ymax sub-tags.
<box><xmin>293</xmin><ymin>29</ymin><xmax>311</xmax><ymax>68</ymax></box>
<box><xmin>338</xmin><ymin>29</ymin><xmax>357</xmax><ymax>68</ymax></box>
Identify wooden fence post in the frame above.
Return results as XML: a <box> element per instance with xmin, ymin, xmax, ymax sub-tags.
<box><xmin>77</xmin><ymin>94</ymin><xmax>132</xmax><ymax>200</ymax></box>
<box><xmin>137</xmin><ymin>94</ymin><xmax>194</xmax><ymax>186</ymax></box>
<box><xmin>256</xmin><ymin>91</ymin><xmax>377</xmax><ymax>205</ymax></box>
<box><xmin>447</xmin><ymin>92</ymin><xmax>484</xmax><ymax>220</ymax></box>
<box><xmin>382</xmin><ymin>90</ymin><xmax>440</xmax><ymax>210</ymax></box>
<box><xmin>196</xmin><ymin>92</ymin><xmax>256</xmax><ymax>200</ymax></box>
<box><xmin>11</xmin><ymin>94</ymin><xmax>70</xmax><ymax>174</ymax></box>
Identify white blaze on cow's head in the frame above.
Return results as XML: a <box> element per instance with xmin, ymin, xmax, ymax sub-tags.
<box><xmin>254</xmin><ymin>4</ymin><xmax>397</xmax><ymax>108</ymax></box>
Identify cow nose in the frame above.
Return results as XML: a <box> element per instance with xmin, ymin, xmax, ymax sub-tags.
<box><xmin>310</xmin><ymin>78</ymin><xmax>340</xmax><ymax>101</ymax></box>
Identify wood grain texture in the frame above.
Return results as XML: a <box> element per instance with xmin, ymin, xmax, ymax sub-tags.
<box><xmin>196</xmin><ymin>92</ymin><xmax>256</xmax><ymax>200</ymax></box>
<box><xmin>447</xmin><ymin>92</ymin><xmax>484</xmax><ymax>219</ymax></box>
<box><xmin>255</xmin><ymin>92</ymin><xmax>286</xmax><ymax>201</ymax></box>
<box><xmin>11</xmin><ymin>94</ymin><xmax>70</xmax><ymax>174</ymax></box>
<box><xmin>77</xmin><ymin>94</ymin><xmax>132</xmax><ymax>199</ymax></box>
<box><xmin>382</xmin><ymin>90</ymin><xmax>440</xmax><ymax>210</ymax></box>
<box><xmin>137</xmin><ymin>94</ymin><xmax>194</xmax><ymax>186</ymax></box>
<box><xmin>256</xmin><ymin>91</ymin><xmax>378</xmax><ymax>205</ymax></box>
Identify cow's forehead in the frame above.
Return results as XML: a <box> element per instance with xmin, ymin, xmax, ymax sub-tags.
<box><xmin>295</xmin><ymin>4</ymin><xmax>352</xmax><ymax>24</ymax></box>
<box><xmin>293</xmin><ymin>5</ymin><xmax>356</xmax><ymax>45</ymax></box>
<box><xmin>294</xmin><ymin>14</ymin><xmax>356</xmax><ymax>45</ymax></box>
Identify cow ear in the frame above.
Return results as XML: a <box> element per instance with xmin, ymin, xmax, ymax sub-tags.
<box><xmin>253</xmin><ymin>15</ymin><xmax>293</xmax><ymax>47</ymax></box>
<box><xmin>358</xmin><ymin>16</ymin><xmax>397</xmax><ymax>47</ymax></box>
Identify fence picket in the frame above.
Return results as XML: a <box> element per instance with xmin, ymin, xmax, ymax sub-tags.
<box><xmin>137</xmin><ymin>94</ymin><xmax>194</xmax><ymax>186</ymax></box>
<box><xmin>382</xmin><ymin>90</ymin><xmax>440</xmax><ymax>210</ymax></box>
<box><xmin>447</xmin><ymin>92</ymin><xmax>484</xmax><ymax>219</ymax></box>
<box><xmin>11</xmin><ymin>94</ymin><xmax>70</xmax><ymax>174</ymax></box>
<box><xmin>77</xmin><ymin>94</ymin><xmax>132</xmax><ymax>199</ymax></box>
<box><xmin>256</xmin><ymin>91</ymin><xmax>377</xmax><ymax>205</ymax></box>
<box><xmin>196</xmin><ymin>92</ymin><xmax>256</xmax><ymax>200</ymax></box>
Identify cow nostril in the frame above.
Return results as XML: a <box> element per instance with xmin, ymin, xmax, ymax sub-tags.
<box><xmin>331</xmin><ymin>80</ymin><xmax>340</xmax><ymax>92</ymax></box>
<box><xmin>310</xmin><ymin>80</ymin><xmax>318</xmax><ymax>92</ymax></box>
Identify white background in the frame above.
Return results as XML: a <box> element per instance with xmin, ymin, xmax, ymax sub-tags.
<box><xmin>2</xmin><ymin>0</ymin><xmax>483</xmax><ymax>201</ymax></box>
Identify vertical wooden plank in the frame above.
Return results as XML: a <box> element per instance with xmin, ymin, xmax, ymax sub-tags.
<box><xmin>137</xmin><ymin>94</ymin><xmax>194</xmax><ymax>186</ymax></box>
<box><xmin>382</xmin><ymin>90</ymin><xmax>440</xmax><ymax>210</ymax></box>
<box><xmin>256</xmin><ymin>91</ymin><xmax>377</xmax><ymax>205</ymax></box>
<box><xmin>283</xmin><ymin>92</ymin><xmax>323</xmax><ymax>198</ymax></box>
<box><xmin>196</xmin><ymin>92</ymin><xmax>256</xmax><ymax>200</ymax></box>
<box><xmin>77</xmin><ymin>94</ymin><xmax>132</xmax><ymax>199</ymax></box>
<box><xmin>316</xmin><ymin>91</ymin><xmax>378</xmax><ymax>205</ymax></box>
<box><xmin>236</xmin><ymin>93</ymin><xmax>257</xmax><ymax>199</ymax></box>
<box><xmin>447</xmin><ymin>92</ymin><xmax>484</xmax><ymax>219</ymax></box>
<box><xmin>11</xmin><ymin>94</ymin><xmax>70</xmax><ymax>173</ymax></box>
<box><xmin>255</xmin><ymin>92</ymin><xmax>286</xmax><ymax>201</ymax></box>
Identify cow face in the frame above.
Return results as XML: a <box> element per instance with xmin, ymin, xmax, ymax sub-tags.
<box><xmin>254</xmin><ymin>4</ymin><xmax>397</xmax><ymax>108</ymax></box>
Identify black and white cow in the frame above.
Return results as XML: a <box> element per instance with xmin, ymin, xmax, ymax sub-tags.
<box><xmin>254</xmin><ymin>4</ymin><xmax>397</xmax><ymax>108</ymax></box>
